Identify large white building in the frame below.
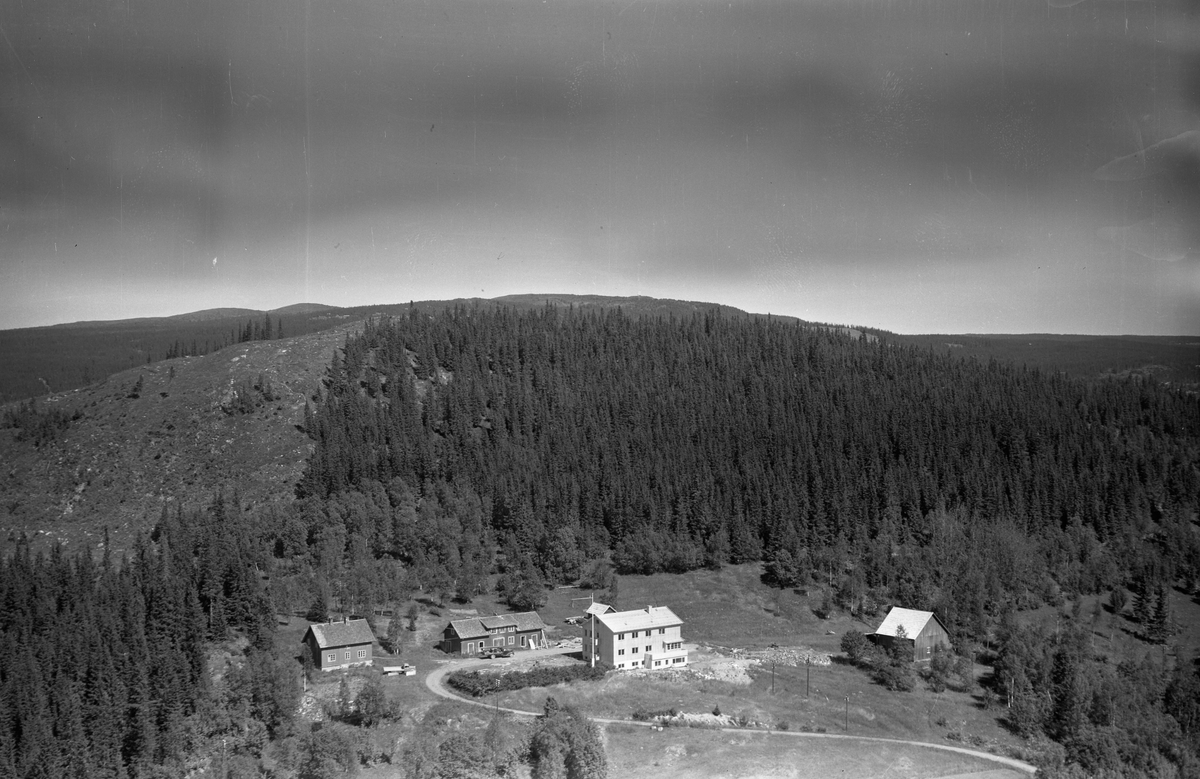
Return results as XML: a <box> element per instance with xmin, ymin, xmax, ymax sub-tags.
<box><xmin>581</xmin><ymin>603</ymin><xmax>688</xmax><ymax>671</ymax></box>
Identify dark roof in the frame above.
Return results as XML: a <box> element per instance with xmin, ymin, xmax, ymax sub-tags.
<box><xmin>446</xmin><ymin>611</ymin><xmax>547</xmax><ymax>640</ymax></box>
<box><xmin>305</xmin><ymin>619</ymin><xmax>375</xmax><ymax>649</ymax></box>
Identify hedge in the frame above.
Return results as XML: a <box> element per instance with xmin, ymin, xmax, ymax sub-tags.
<box><xmin>446</xmin><ymin>663</ymin><xmax>610</xmax><ymax>697</ymax></box>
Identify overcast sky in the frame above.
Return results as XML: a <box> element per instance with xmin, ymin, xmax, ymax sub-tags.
<box><xmin>2</xmin><ymin>0</ymin><xmax>1197</xmax><ymax>334</ymax></box>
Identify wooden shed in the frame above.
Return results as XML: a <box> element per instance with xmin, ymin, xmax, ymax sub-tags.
<box><xmin>869</xmin><ymin>607</ymin><xmax>950</xmax><ymax>662</ymax></box>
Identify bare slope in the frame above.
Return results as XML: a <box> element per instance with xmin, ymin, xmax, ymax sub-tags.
<box><xmin>0</xmin><ymin>325</ymin><xmax>356</xmax><ymax>557</ymax></box>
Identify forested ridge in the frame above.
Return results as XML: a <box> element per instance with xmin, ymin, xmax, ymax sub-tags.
<box><xmin>298</xmin><ymin>306</ymin><xmax>1199</xmax><ymax>629</ymax></box>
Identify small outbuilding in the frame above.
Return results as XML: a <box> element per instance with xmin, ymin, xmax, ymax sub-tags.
<box><xmin>302</xmin><ymin>618</ymin><xmax>376</xmax><ymax>672</ymax></box>
<box><xmin>441</xmin><ymin>611</ymin><xmax>548</xmax><ymax>656</ymax></box>
<box><xmin>869</xmin><ymin>607</ymin><xmax>951</xmax><ymax>662</ymax></box>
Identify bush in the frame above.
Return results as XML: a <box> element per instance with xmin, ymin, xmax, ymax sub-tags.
<box><xmin>632</xmin><ymin>707</ymin><xmax>678</xmax><ymax>721</ymax></box>
<box><xmin>840</xmin><ymin>630</ymin><xmax>871</xmax><ymax>664</ymax></box>
<box><xmin>447</xmin><ymin>662</ymin><xmax>610</xmax><ymax>698</ymax></box>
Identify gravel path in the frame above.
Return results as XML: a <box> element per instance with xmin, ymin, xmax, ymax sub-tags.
<box><xmin>422</xmin><ymin>651</ymin><xmax>1036</xmax><ymax>775</ymax></box>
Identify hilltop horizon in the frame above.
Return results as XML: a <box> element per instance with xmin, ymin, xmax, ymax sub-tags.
<box><xmin>6</xmin><ymin>293</ymin><xmax>1198</xmax><ymax>338</ymax></box>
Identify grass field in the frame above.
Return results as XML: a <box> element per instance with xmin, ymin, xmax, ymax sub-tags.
<box><xmin>437</xmin><ymin>565</ymin><xmax>1028</xmax><ymax>759</ymax></box>
<box><xmin>604</xmin><ymin>724</ymin><xmax>1028</xmax><ymax>779</ymax></box>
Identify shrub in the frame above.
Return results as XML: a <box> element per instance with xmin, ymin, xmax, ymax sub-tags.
<box><xmin>632</xmin><ymin>707</ymin><xmax>677</xmax><ymax>721</ymax></box>
<box><xmin>447</xmin><ymin>663</ymin><xmax>610</xmax><ymax>698</ymax></box>
<box><xmin>840</xmin><ymin>630</ymin><xmax>871</xmax><ymax>664</ymax></box>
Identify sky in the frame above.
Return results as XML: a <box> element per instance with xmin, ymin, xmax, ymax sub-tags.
<box><xmin>1</xmin><ymin>0</ymin><xmax>1198</xmax><ymax>335</ymax></box>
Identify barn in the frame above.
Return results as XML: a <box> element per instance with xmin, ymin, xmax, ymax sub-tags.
<box><xmin>302</xmin><ymin>618</ymin><xmax>376</xmax><ymax>672</ymax></box>
<box><xmin>869</xmin><ymin>607</ymin><xmax>951</xmax><ymax>662</ymax></box>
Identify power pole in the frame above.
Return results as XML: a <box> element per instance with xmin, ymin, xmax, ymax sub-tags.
<box><xmin>844</xmin><ymin>697</ymin><xmax>849</xmax><ymax>731</ymax></box>
<box><xmin>806</xmin><ymin>659</ymin><xmax>810</xmax><ymax>698</ymax></box>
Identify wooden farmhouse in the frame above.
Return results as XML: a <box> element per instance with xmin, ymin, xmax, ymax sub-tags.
<box><xmin>302</xmin><ymin>618</ymin><xmax>376</xmax><ymax>672</ymax></box>
<box><xmin>440</xmin><ymin>612</ymin><xmax>548</xmax><ymax>656</ymax></box>
<box><xmin>869</xmin><ymin>607</ymin><xmax>951</xmax><ymax>662</ymax></box>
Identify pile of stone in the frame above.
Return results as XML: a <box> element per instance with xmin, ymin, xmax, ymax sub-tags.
<box><xmin>745</xmin><ymin>646</ymin><xmax>832</xmax><ymax>667</ymax></box>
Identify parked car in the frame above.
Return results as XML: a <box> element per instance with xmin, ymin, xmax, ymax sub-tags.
<box><xmin>479</xmin><ymin>647</ymin><xmax>513</xmax><ymax>659</ymax></box>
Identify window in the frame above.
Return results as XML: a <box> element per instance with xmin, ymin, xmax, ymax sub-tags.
<box><xmin>665</xmin><ymin>642</ymin><xmax>682</xmax><ymax>651</ymax></box>
<box><xmin>508</xmin><ymin>636</ymin><xmax>514</xmax><ymax>645</ymax></box>
<box><xmin>631</xmin><ymin>646</ymin><xmax>640</xmax><ymax>654</ymax></box>
<box><xmin>478</xmin><ymin>641</ymin><xmax>484</xmax><ymax>651</ymax></box>
<box><xmin>618</xmin><ymin>663</ymin><xmax>624</xmax><ymax>669</ymax></box>
<box><xmin>618</xmin><ymin>633</ymin><xmax>624</xmax><ymax>640</ymax></box>
<box><xmin>618</xmin><ymin>649</ymin><xmax>625</xmax><ymax>656</ymax></box>
<box><xmin>644</xmin><ymin>647</ymin><xmax>651</xmax><ymax>653</ymax></box>
<box><xmin>673</xmin><ymin>657</ymin><xmax>685</xmax><ymax>664</ymax></box>
<box><xmin>327</xmin><ymin>653</ymin><xmax>336</xmax><ymax>664</ymax></box>
<box><xmin>344</xmin><ymin>651</ymin><xmax>351</xmax><ymax>660</ymax></box>
<box><xmin>655</xmin><ymin>661</ymin><xmax>662</xmax><ymax>667</ymax></box>
<box><xmin>357</xmin><ymin>649</ymin><xmax>366</xmax><ymax>659</ymax></box>
<box><xmin>521</xmin><ymin>635</ymin><xmax>526</xmax><ymax>647</ymax></box>
<box><xmin>659</xmin><ymin>628</ymin><xmax>666</xmax><ymax>635</ymax></box>
<box><xmin>631</xmin><ymin>631</ymin><xmax>639</xmax><ymax>638</ymax></box>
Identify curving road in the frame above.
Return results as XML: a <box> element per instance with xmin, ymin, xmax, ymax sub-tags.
<box><xmin>423</xmin><ymin>649</ymin><xmax>1036</xmax><ymax>775</ymax></box>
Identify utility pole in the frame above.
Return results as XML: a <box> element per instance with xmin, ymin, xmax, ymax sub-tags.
<box><xmin>806</xmin><ymin>659</ymin><xmax>810</xmax><ymax>698</ymax></box>
<box><xmin>844</xmin><ymin>697</ymin><xmax>849</xmax><ymax>732</ymax></box>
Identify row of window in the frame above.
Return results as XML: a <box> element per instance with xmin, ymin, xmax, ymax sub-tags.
<box><xmin>616</xmin><ymin>646</ymin><xmax>652</xmax><ymax>655</ymax></box>
<box><xmin>488</xmin><ymin>626</ymin><xmax>515</xmax><ymax>633</ymax></box>
<box><xmin>614</xmin><ymin>657</ymin><xmax>687</xmax><ymax>670</ymax></box>
<box><xmin>616</xmin><ymin>628</ymin><xmax>669</xmax><ymax>640</ymax></box>
<box><xmin>325</xmin><ymin>648</ymin><xmax>368</xmax><ymax>664</ymax></box>
<box><xmin>470</xmin><ymin>634</ymin><xmax>529</xmax><ymax>652</ymax></box>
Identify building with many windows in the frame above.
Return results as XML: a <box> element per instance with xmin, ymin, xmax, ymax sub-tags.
<box><xmin>302</xmin><ymin>618</ymin><xmax>376</xmax><ymax>672</ymax></box>
<box><xmin>582</xmin><ymin>604</ymin><xmax>688</xmax><ymax>670</ymax></box>
<box><xmin>440</xmin><ymin>611</ymin><xmax>548</xmax><ymax>656</ymax></box>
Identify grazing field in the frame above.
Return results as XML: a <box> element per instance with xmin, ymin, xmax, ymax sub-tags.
<box><xmin>603</xmin><ymin>724</ymin><xmax>1028</xmax><ymax>779</ymax></box>
<box><xmin>456</xmin><ymin>565</ymin><xmax>1026</xmax><ymax>757</ymax></box>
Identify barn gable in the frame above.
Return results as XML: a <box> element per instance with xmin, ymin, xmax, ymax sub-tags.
<box><xmin>870</xmin><ymin>607</ymin><xmax>951</xmax><ymax>662</ymax></box>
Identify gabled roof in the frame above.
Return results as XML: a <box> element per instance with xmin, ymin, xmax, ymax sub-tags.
<box><xmin>447</xmin><ymin>611</ymin><xmax>547</xmax><ymax>640</ymax></box>
<box><xmin>585</xmin><ymin>602</ymin><xmax>614</xmax><ymax>616</ymax></box>
<box><xmin>872</xmin><ymin>607</ymin><xmax>942</xmax><ymax>639</ymax></box>
<box><xmin>594</xmin><ymin>606</ymin><xmax>682</xmax><ymax>633</ymax></box>
<box><xmin>305</xmin><ymin>619</ymin><xmax>375</xmax><ymax>649</ymax></box>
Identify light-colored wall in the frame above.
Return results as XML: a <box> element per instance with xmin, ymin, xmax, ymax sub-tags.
<box><xmin>583</xmin><ymin>619</ymin><xmax>686</xmax><ymax>670</ymax></box>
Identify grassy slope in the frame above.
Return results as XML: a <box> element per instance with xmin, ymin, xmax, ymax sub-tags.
<box><xmin>493</xmin><ymin>567</ymin><xmax>1016</xmax><ymax>749</ymax></box>
<box><xmin>0</xmin><ymin>325</ymin><xmax>355</xmax><ymax>557</ymax></box>
<box><xmin>604</xmin><ymin>725</ymin><xmax>1027</xmax><ymax>779</ymax></box>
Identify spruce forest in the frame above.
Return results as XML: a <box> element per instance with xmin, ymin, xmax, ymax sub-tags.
<box><xmin>300</xmin><ymin>306</ymin><xmax>1199</xmax><ymax>630</ymax></box>
<box><xmin>2</xmin><ymin>302</ymin><xmax>1198</xmax><ymax>778</ymax></box>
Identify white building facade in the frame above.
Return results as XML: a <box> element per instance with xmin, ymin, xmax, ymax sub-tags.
<box><xmin>582</xmin><ymin>604</ymin><xmax>688</xmax><ymax>671</ymax></box>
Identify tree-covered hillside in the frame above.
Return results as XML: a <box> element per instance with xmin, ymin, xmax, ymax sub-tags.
<box><xmin>298</xmin><ymin>305</ymin><xmax>1200</xmax><ymax>638</ymax></box>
